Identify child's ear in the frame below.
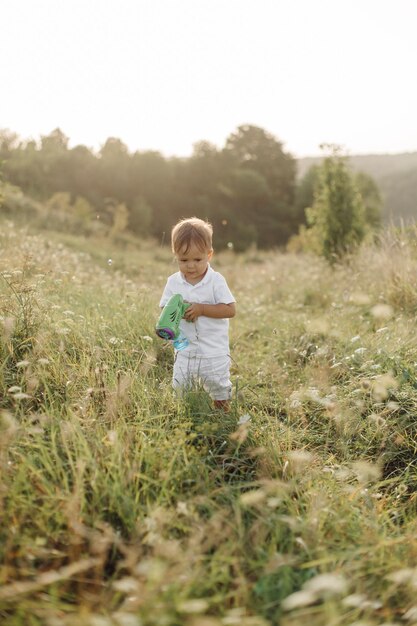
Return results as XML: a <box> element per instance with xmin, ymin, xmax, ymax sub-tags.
<box><xmin>208</xmin><ymin>248</ymin><xmax>214</xmax><ymax>260</ymax></box>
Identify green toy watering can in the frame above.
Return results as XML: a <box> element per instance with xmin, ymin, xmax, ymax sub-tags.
<box><xmin>156</xmin><ymin>294</ymin><xmax>191</xmax><ymax>349</ymax></box>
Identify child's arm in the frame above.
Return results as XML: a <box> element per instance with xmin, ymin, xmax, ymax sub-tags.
<box><xmin>184</xmin><ymin>302</ymin><xmax>236</xmax><ymax>322</ymax></box>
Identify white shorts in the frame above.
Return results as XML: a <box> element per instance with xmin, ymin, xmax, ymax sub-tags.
<box><xmin>173</xmin><ymin>353</ymin><xmax>232</xmax><ymax>401</ymax></box>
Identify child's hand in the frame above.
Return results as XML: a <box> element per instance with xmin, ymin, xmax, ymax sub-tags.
<box><xmin>184</xmin><ymin>302</ymin><xmax>204</xmax><ymax>322</ymax></box>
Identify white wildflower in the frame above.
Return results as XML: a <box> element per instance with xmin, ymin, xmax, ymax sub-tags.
<box><xmin>222</xmin><ymin>608</ymin><xmax>245</xmax><ymax>624</ymax></box>
<box><xmin>370</xmin><ymin>303</ymin><xmax>393</xmax><ymax>320</ymax></box>
<box><xmin>266</xmin><ymin>497</ymin><xmax>282</xmax><ymax>508</ymax></box>
<box><xmin>112</xmin><ymin>613</ymin><xmax>143</xmax><ymax>626</ymax></box>
<box><xmin>342</xmin><ymin>593</ymin><xmax>369</xmax><ymax>608</ymax></box>
<box><xmin>350</xmin><ymin>293</ymin><xmax>371</xmax><ymax>305</ymax></box>
<box><xmin>351</xmin><ymin>461</ymin><xmax>382</xmax><ymax>484</ymax></box>
<box><xmin>89</xmin><ymin>616</ymin><xmax>113</xmax><ymax>626</ymax></box>
<box><xmin>176</xmin><ymin>501</ymin><xmax>189</xmax><ymax>515</ymax></box>
<box><xmin>105</xmin><ymin>430</ymin><xmax>118</xmax><ymax>446</ymax></box>
<box><xmin>8</xmin><ymin>386</ymin><xmax>22</xmax><ymax>393</ymax></box>
<box><xmin>240</xmin><ymin>489</ymin><xmax>266</xmax><ymax>506</ymax></box>
<box><xmin>16</xmin><ymin>360</ymin><xmax>30</xmax><ymax>368</ymax></box>
<box><xmin>386</xmin><ymin>568</ymin><xmax>417</xmax><ymax>586</ymax></box>
<box><xmin>11</xmin><ymin>392</ymin><xmax>32</xmax><ymax>400</ymax></box>
<box><xmin>403</xmin><ymin>606</ymin><xmax>417</xmax><ymax>622</ymax></box>
<box><xmin>304</xmin><ymin>573</ymin><xmax>347</xmax><ymax>596</ymax></box>
<box><xmin>0</xmin><ymin>411</ymin><xmax>18</xmax><ymax>432</ymax></box>
<box><xmin>112</xmin><ymin>577</ymin><xmax>139</xmax><ymax>593</ymax></box>
<box><xmin>368</xmin><ymin>413</ymin><xmax>386</xmax><ymax>428</ymax></box>
<box><xmin>295</xmin><ymin>537</ymin><xmax>308</xmax><ymax>550</ymax></box>
<box><xmin>287</xmin><ymin>449</ymin><xmax>315</xmax><ymax>473</ymax></box>
<box><xmin>372</xmin><ymin>373</ymin><xmax>398</xmax><ymax>401</ymax></box>
<box><xmin>281</xmin><ymin>590</ymin><xmax>316</xmax><ymax>610</ymax></box>
<box><xmin>177</xmin><ymin>599</ymin><xmax>209</xmax><ymax>614</ymax></box>
<box><xmin>288</xmin><ymin>391</ymin><xmax>302</xmax><ymax>408</ymax></box>
<box><xmin>304</xmin><ymin>388</ymin><xmax>321</xmax><ymax>403</ymax></box>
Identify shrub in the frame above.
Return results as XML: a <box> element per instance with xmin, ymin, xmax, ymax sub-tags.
<box><xmin>306</xmin><ymin>145</ymin><xmax>366</xmax><ymax>263</ymax></box>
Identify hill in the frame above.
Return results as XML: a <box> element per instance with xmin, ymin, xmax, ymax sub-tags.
<box><xmin>298</xmin><ymin>152</ymin><xmax>417</xmax><ymax>223</ymax></box>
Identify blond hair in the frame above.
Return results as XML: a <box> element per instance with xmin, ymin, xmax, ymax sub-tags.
<box><xmin>171</xmin><ymin>217</ymin><xmax>213</xmax><ymax>254</ymax></box>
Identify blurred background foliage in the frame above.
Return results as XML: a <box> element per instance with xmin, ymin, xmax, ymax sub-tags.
<box><xmin>0</xmin><ymin>124</ymin><xmax>399</xmax><ymax>252</ymax></box>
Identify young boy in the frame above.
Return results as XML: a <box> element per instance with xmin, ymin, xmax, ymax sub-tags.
<box><xmin>159</xmin><ymin>217</ymin><xmax>236</xmax><ymax>410</ymax></box>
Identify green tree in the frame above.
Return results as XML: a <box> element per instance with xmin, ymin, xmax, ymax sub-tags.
<box><xmin>129</xmin><ymin>150</ymin><xmax>172</xmax><ymax>236</ymax></box>
<box><xmin>39</xmin><ymin>129</ymin><xmax>71</xmax><ymax>194</ymax></box>
<box><xmin>355</xmin><ymin>171</ymin><xmax>382</xmax><ymax>229</ymax></box>
<box><xmin>0</xmin><ymin>125</ymin><xmax>303</xmax><ymax>249</ymax></box>
<box><xmin>67</xmin><ymin>145</ymin><xmax>101</xmax><ymax>207</ymax></box>
<box><xmin>297</xmin><ymin>164</ymin><xmax>382</xmax><ymax>232</ymax></box>
<box><xmin>0</xmin><ymin>129</ymin><xmax>19</xmax><ymax>159</ymax></box>
<box><xmin>129</xmin><ymin>196</ymin><xmax>153</xmax><ymax>236</ymax></box>
<box><xmin>307</xmin><ymin>145</ymin><xmax>366</xmax><ymax>263</ymax></box>
<box><xmin>224</xmin><ymin>125</ymin><xmax>295</xmax><ymax>206</ymax></box>
<box><xmin>46</xmin><ymin>191</ymin><xmax>72</xmax><ymax>214</ymax></box>
<box><xmin>223</xmin><ymin>125</ymin><xmax>297</xmax><ymax>247</ymax></box>
<box><xmin>98</xmin><ymin>138</ymin><xmax>130</xmax><ymax>202</ymax></box>
<box><xmin>295</xmin><ymin>164</ymin><xmax>320</xmax><ymax>225</ymax></box>
<box><xmin>110</xmin><ymin>202</ymin><xmax>129</xmax><ymax>238</ymax></box>
<box><xmin>40</xmin><ymin>128</ymin><xmax>69</xmax><ymax>152</ymax></box>
<box><xmin>3</xmin><ymin>138</ymin><xmax>44</xmax><ymax>197</ymax></box>
<box><xmin>224</xmin><ymin>169</ymin><xmax>271</xmax><ymax>248</ymax></box>
<box><xmin>73</xmin><ymin>196</ymin><xmax>95</xmax><ymax>233</ymax></box>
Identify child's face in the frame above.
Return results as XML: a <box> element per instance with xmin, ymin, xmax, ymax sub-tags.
<box><xmin>176</xmin><ymin>243</ymin><xmax>213</xmax><ymax>284</ymax></box>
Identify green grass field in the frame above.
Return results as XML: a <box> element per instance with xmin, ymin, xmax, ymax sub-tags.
<box><xmin>1</xmin><ymin>219</ymin><xmax>417</xmax><ymax>626</ymax></box>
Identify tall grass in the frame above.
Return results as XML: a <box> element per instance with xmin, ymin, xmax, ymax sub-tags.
<box><xmin>1</xmin><ymin>220</ymin><xmax>417</xmax><ymax>625</ymax></box>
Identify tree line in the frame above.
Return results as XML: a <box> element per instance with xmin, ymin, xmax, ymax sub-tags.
<box><xmin>0</xmin><ymin>125</ymin><xmax>381</xmax><ymax>250</ymax></box>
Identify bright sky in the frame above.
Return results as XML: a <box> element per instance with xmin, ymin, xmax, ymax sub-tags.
<box><xmin>1</xmin><ymin>0</ymin><xmax>416</xmax><ymax>158</ymax></box>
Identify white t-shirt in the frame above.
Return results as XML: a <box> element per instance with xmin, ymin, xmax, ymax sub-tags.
<box><xmin>159</xmin><ymin>265</ymin><xmax>235</xmax><ymax>357</ymax></box>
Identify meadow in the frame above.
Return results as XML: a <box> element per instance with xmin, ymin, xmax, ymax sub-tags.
<box><xmin>1</xmin><ymin>219</ymin><xmax>417</xmax><ymax>626</ymax></box>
